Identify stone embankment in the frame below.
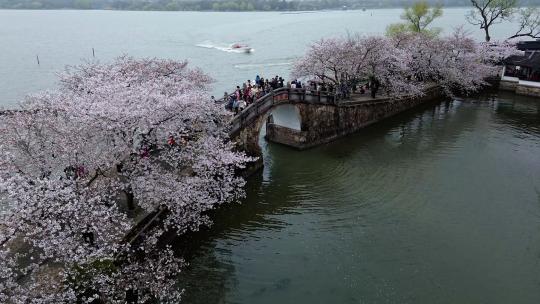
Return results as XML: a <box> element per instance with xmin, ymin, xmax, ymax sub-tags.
<box><xmin>499</xmin><ymin>78</ymin><xmax>540</xmax><ymax>97</ymax></box>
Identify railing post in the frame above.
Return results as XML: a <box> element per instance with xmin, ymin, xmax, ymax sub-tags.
<box><xmin>287</xmin><ymin>88</ymin><xmax>290</xmax><ymax>103</ymax></box>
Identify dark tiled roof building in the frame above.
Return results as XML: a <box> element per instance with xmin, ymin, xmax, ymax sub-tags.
<box><xmin>501</xmin><ymin>40</ymin><xmax>540</xmax><ymax>96</ymax></box>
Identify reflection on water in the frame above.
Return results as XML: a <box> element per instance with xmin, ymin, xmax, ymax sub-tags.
<box><xmin>179</xmin><ymin>92</ymin><xmax>540</xmax><ymax>304</ymax></box>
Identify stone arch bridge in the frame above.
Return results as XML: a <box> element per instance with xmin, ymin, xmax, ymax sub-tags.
<box><xmin>227</xmin><ymin>86</ymin><xmax>444</xmax><ymax>172</ymax></box>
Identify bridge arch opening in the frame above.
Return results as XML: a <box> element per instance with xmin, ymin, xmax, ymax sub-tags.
<box><xmin>230</xmin><ymin>88</ymin><xmax>338</xmax><ymax>175</ymax></box>
<box><xmin>258</xmin><ymin>103</ymin><xmax>302</xmax><ymax>151</ymax></box>
<box><xmin>265</xmin><ymin>104</ymin><xmax>302</xmax><ymax>131</ymax></box>
<box><xmin>257</xmin><ymin>104</ymin><xmax>302</xmax><ymax>179</ymax></box>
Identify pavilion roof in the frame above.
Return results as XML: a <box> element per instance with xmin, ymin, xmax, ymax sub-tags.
<box><xmin>517</xmin><ymin>40</ymin><xmax>540</xmax><ymax>51</ymax></box>
<box><xmin>505</xmin><ymin>51</ymin><xmax>540</xmax><ymax>68</ymax></box>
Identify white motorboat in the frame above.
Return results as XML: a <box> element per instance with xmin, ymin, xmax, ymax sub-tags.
<box><xmin>231</xmin><ymin>43</ymin><xmax>254</xmax><ymax>54</ymax></box>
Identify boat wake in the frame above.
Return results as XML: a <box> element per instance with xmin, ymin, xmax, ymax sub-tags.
<box><xmin>196</xmin><ymin>41</ymin><xmax>254</xmax><ymax>54</ymax></box>
<box><xmin>233</xmin><ymin>62</ymin><xmax>293</xmax><ymax>70</ymax></box>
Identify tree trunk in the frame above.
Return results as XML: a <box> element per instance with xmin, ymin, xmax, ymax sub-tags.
<box><xmin>125</xmin><ymin>189</ymin><xmax>135</xmax><ymax>210</ymax></box>
<box><xmin>484</xmin><ymin>27</ymin><xmax>491</xmax><ymax>42</ymax></box>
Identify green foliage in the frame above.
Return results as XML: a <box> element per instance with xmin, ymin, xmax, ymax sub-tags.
<box><xmin>386</xmin><ymin>23</ymin><xmax>411</xmax><ymax>37</ymax></box>
<box><xmin>403</xmin><ymin>1</ymin><xmax>443</xmax><ymax>31</ymax></box>
<box><xmin>66</xmin><ymin>259</ymin><xmax>118</xmax><ymax>295</ymax></box>
<box><xmin>71</xmin><ymin>259</ymin><xmax>118</xmax><ymax>282</ymax></box>
<box><xmin>487</xmin><ymin>0</ymin><xmax>518</xmax><ymax>18</ymax></box>
<box><xmin>386</xmin><ymin>1</ymin><xmax>443</xmax><ymax>37</ymax></box>
<box><xmin>63</xmin><ymin>259</ymin><xmax>118</xmax><ymax>301</ymax></box>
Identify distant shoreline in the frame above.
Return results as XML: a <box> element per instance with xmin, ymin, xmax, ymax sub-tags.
<box><xmin>0</xmin><ymin>6</ymin><xmax>487</xmax><ymax>13</ymax></box>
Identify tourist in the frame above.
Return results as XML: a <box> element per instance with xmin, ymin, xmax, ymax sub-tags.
<box><xmin>211</xmin><ymin>95</ymin><xmax>216</xmax><ymax>103</ymax></box>
<box><xmin>226</xmin><ymin>94</ymin><xmax>234</xmax><ymax>110</ymax></box>
<box><xmin>76</xmin><ymin>165</ymin><xmax>87</xmax><ymax>179</ymax></box>
<box><xmin>339</xmin><ymin>83</ymin><xmax>345</xmax><ymax>98</ymax></box>
<box><xmin>235</xmin><ymin>86</ymin><xmax>242</xmax><ymax>101</ymax></box>
<box><xmin>239</xmin><ymin>99</ymin><xmax>247</xmax><ymax>111</ymax></box>
<box><xmin>82</xmin><ymin>225</ymin><xmax>95</xmax><ymax>246</ymax></box>
<box><xmin>243</xmin><ymin>85</ymin><xmax>250</xmax><ymax>103</ymax></box>
<box><xmin>255</xmin><ymin>75</ymin><xmax>261</xmax><ymax>85</ymax></box>
<box><xmin>140</xmin><ymin>146</ymin><xmax>150</xmax><ymax>158</ymax></box>
<box><xmin>64</xmin><ymin>165</ymin><xmax>76</xmax><ymax>180</ymax></box>
<box><xmin>370</xmin><ymin>78</ymin><xmax>380</xmax><ymax>98</ymax></box>
<box><xmin>251</xmin><ymin>86</ymin><xmax>258</xmax><ymax>101</ymax></box>
<box><xmin>232</xmin><ymin>96</ymin><xmax>239</xmax><ymax>114</ymax></box>
<box><xmin>167</xmin><ymin>135</ymin><xmax>176</xmax><ymax>147</ymax></box>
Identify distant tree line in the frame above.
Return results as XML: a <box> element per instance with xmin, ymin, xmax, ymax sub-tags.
<box><xmin>2</xmin><ymin>0</ymin><xmax>540</xmax><ymax>11</ymax></box>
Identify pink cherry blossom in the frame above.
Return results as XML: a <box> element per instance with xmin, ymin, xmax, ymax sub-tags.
<box><xmin>0</xmin><ymin>57</ymin><xmax>252</xmax><ymax>302</ymax></box>
<box><xmin>292</xmin><ymin>28</ymin><xmax>519</xmax><ymax>98</ymax></box>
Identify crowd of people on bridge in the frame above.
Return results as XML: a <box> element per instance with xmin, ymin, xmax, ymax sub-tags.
<box><xmin>215</xmin><ymin>75</ymin><xmax>380</xmax><ymax>115</ymax></box>
<box><xmin>219</xmin><ymin>75</ymin><xmax>305</xmax><ymax>114</ymax></box>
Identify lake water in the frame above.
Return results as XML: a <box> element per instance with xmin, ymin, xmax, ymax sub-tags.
<box><xmin>2</xmin><ymin>8</ymin><xmax>540</xmax><ymax>304</ymax></box>
<box><xmin>180</xmin><ymin>91</ymin><xmax>540</xmax><ymax>304</ymax></box>
<box><xmin>0</xmin><ymin>8</ymin><xmax>522</xmax><ymax>107</ymax></box>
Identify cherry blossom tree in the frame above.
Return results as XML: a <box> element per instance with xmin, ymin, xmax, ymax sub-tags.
<box><xmin>392</xmin><ymin>30</ymin><xmax>483</xmax><ymax>95</ymax></box>
<box><xmin>354</xmin><ymin>36</ymin><xmax>425</xmax><ymax>98</ymax></box>
<box><xmin>292</xmin><ymin>35</ymin><xmax>424</xmax><ymax>98</ymax></box>
<box><xmin>293</xmin><ymin>29</ymin><xmax>519</xmax><ymax>99</ymax></box>
<box><xmin>398</xmin><ymin>28</ymin><xmax>520</xmax><ymax>95</ymax></box>
<box><xmin>291</xmin><ymin>37</ymin><xmax>354</xmax><ymax>85</ymax></box>
<box><xmin>0</xmin><ymin>57</ymin><xmax>252</xmax><ymax>302</ymax></box>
